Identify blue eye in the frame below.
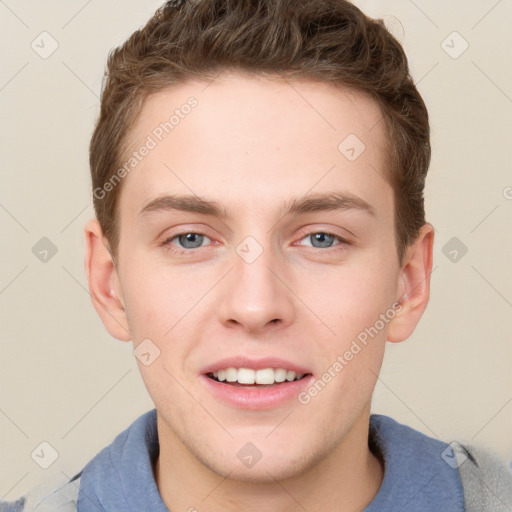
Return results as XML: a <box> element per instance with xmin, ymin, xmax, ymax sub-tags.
<box><xmin>165</xmin><ymin>232</ymin><xmax>211</xmax><ymax>251</ymax></box>
<box><xmin>162</xmin><ymin>230</ymin><xmax>349</xmax><ymax>256</ymax></box>
<box><xmin>299</xmin><ymin>232</ymin><xmax>347</xmax><ymax>249</ymax></box>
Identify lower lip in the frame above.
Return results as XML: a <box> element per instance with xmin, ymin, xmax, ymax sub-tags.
<box><xmin>199</xmin><ymin>374</ymin><xmax>314</xmax><ymax>410</ymax></box>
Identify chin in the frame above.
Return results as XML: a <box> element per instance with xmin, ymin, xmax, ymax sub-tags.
<box><xmin>211</xmin><ymin>459</ymin><xmax>309</xmax><ymax>484</ymax></box>
<box><xmin>196</xmin><ymin>445</ymin><xmax>316</xmax><ymax>484</ymax></box>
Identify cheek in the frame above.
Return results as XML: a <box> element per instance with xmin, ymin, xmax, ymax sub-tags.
<box><xmin>124</xmin><ymin>272</ymin><xmax>197</xmax><ymax>409</ymax></box>
<box><xmin>120</xmin><ymin>263</ymin><xmax>204</xmax><ymax>393</ymax></box>
<box><xmin>300</xmin><ymin>261</ymin><xmax>397</xmax><ymax>341</ymax></box>
<box><xmin>298</xmin><ymin>260</ymin><xmax>396</xmax><ymax>400</ymax></box>
<box><xmin>121</xmin><ymin>264</ymin><xmax>198</xmax><ymax>339</ymax></box>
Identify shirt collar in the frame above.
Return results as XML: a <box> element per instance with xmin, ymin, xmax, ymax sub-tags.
<box><xmin>78</xmin><ymin>409</ymin><xmax>464</xmax><ymax>512</ymax></box>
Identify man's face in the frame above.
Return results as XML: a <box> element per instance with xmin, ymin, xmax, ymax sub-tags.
<box><xmin>113</xmin><ymin>73</ymin><xmax>404</xmax><ymax>481</ymax></box>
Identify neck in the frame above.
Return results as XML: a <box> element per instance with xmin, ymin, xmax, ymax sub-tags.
<box><xmin>154</xmin><ymin>410</ymin><xmax>383</xmax><ymax>512</ymax></box>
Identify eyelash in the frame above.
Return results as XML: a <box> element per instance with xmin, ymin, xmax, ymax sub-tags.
<box><xmin>162</xmin><ymin>230</ymin><xmax>350</xmax><ymax>255</ymax></box>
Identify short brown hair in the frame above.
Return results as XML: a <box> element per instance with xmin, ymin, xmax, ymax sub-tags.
<box><xmin>90</xmin><ymin>0</ymin><xmax>430</xmax><ymax>266</ymax></box>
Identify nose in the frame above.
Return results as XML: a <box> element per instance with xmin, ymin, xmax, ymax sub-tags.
<box><xmin>216</xmin><ymin>239</ymin><xmax>295</xmax><ymax>336</ymax></box>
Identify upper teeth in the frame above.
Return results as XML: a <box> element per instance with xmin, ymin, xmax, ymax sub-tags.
<box><xmin>212</xmin><ymin>368</ymin><xmax>305</xmax><ymax>385</ymax></box>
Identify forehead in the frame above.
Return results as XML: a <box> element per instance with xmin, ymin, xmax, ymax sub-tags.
<box><xmin>119</xmin><ymin>72</ymin><xmax>392</xmax><ymax>223</ymax></box>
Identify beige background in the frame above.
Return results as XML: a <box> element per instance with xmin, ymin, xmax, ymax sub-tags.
<box><xmin>1</xmin><ymin>0</ymin><xmax>511</xmax><ymax>501</ymax></box>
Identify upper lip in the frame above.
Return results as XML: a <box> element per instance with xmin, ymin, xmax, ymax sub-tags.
<box><xmin>201</xmin><ymin>356</ymin><xmax>312</xmax><ymax>375</ymax></box>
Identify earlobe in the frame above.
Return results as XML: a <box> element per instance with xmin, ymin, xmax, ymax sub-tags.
<box><xmin>83</xmin><ymin>218</ymin><xmax>132</xmax><ymax>342</ymax></box>
<box><xmin>387</xmin><ymin>223</ymin><xmax>435</xmax><ymax>343</ymax></box>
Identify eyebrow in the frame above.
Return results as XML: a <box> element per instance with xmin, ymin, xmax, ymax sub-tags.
<box><xmin>138</xmin><ymin>191</ymin><xmax>376</xmax><ymax>220</ymax></box>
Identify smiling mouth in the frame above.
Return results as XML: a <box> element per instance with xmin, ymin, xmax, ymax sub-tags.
<box><xmin>206</xmin><ymin>367</ymin><xmax>311</xmax><ymax>387</ymax></box>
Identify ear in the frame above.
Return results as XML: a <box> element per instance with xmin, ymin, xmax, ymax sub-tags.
<box><xmin>83</xmin><ymin>218</ymin><xmax>131</xmax><ymax>342</ymax></box>
<box><xmin>387</xmin><ymin>223</ymin><xmax>435</xmax><ymax>343</ymax></box>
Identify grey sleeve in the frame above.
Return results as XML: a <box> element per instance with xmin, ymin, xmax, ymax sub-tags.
<box><xmin>454</xmin><ymin>442</ymin><xmax>512</xmax><ymax>512</ymax></box>
<box><xmin>2</xmin><ymin>477</ymin><xmax>81</xmax><ymax>512</ymax></box>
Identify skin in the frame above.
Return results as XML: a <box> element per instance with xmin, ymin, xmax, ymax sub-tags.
<box><xmin>84</xmin><ymin>72</ymin><xmax>434</xmax><ymax>511</ymax></box>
